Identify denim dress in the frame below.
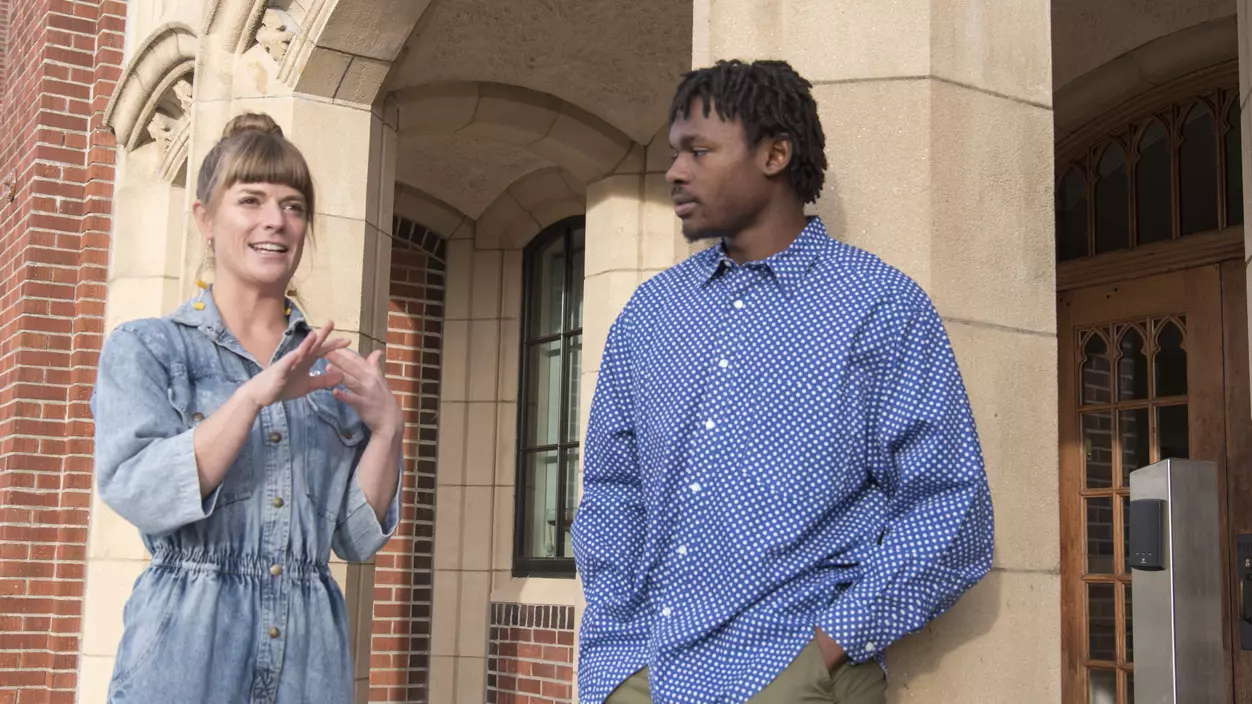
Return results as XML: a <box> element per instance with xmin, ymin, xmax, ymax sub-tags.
<box><xmin>91</xmin><ymin>293</ymin><xmax>400</xmax><ymax>704</ymax></box>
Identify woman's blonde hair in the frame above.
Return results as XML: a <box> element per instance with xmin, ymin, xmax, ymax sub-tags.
<box><xmin>196</xmin><ymin>112</ymin><xmax>315</xmax><ymax>216</ymax></box>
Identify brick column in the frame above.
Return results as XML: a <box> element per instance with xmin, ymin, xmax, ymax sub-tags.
<box><xmin>0</xmin><ymin>1</ymin><xmax>123</xmax><ymax>701</ymax></box>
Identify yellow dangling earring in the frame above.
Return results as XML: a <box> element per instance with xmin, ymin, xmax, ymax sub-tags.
<box><xmin>285</xmin><ymin>288</ymin><xmax>295</xmax><ymax>317</ymax></box>
<box><xmin>193</xmin><ymin>278</ymin><xmax>209</xmax><ymax>310</ymax></box>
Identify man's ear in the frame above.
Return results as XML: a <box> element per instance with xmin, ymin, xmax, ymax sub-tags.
<box><xmin>762</xmin><ymin>133</ymin><xmax>794</xmax><ymax>177</ymax></box>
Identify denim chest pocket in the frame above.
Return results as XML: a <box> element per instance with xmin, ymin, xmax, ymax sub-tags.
<box><xmin>303</xmin><ymin>390</ymin><xmax>366</xmax><ymax>521</ymax></box>
<box><xmin>168</xmin><ymin>375</ymin><xmax>255</xmax><ymax>506</ymax></box>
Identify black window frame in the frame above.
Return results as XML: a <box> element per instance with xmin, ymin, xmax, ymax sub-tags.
<box><xmin>512</xmin><ymin>216</ymin><xmax>584</xmax><ymax>578</ymax></box>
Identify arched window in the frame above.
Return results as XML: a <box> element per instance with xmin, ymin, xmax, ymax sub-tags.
<box><xmin>1056</xmin><ymin>87</ymin><xmax>1242</xmax><ymax>261</ymax></box>
<box><xmin>514</xmin><ymin>217</ymin><xmax>585</xmax><ymax>577</ymax></box>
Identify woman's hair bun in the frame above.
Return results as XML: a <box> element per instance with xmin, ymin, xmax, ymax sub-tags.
<box><xmin>222</xmin><ymin>112</ymin><xmax>284</xmax><ymax>139</ymax></box>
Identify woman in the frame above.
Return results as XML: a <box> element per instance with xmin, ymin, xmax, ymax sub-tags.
<box><xmin>92</xmin><ymin>113</ymin><xmax>403</xmax><ymax>704</ymax></box>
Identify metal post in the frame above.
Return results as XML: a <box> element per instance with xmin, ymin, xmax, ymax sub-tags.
<box><xmin>1129</xmin><ymin>458</ymin><xmax>1224</xmax><ymax>703</ymax></box>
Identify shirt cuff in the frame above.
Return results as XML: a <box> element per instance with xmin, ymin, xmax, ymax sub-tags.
<box><xmin>819</xmin><ymin>593</ymin><xmax>884</xmax><ymax>664</ymax></box>
<box><xmin>336</xmin><ymin>468</ymin><xmax>401</xmax><ymax>560</ymax></box>
<box><xmin>173</xmin><ymin>429</ymin><xmax>219</xmax><ymax>528</ymax></box>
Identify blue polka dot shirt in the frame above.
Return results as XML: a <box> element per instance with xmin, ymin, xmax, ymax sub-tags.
<box><xmin>570</xmin><ymin>217</ymin><xmax>995</xmax><ymax>704</ymax></box>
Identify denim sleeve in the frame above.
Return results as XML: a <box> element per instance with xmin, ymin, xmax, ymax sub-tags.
<box><xmin>331</xmin><ymin>440</ymin><xmax>402</xmax><ymax>562</ymax></box>
<box><xmin>91</xmin><ymin>327</ymin><xmax>219</xmax><ymax>536</ymax></box>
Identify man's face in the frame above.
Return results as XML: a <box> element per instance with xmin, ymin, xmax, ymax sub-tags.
<box><xmin>666</xmin><ymin>99</ymin><xmax>774</xmax><ymax>241</ymax></box>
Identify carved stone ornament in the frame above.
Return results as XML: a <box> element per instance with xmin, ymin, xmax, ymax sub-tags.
<box><xmin>173</xmin><ymin>78</ymin><xmax>193</xmax><ymax>112</ymax></box>
<box><xmin>147</xmin><ymin>113</ymin><xmax>175</xmax><ymax>156</ymax></box>
<box><xmin>256</xmin><ymin>9</ymin><xmax>293</xmax><ymax>63</ymax></box>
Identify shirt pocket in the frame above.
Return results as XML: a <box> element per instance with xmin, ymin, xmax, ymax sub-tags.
<box><xmin>168</xmin><ymin>375</ymin><xmax>255</xmax><ymax>506</ymax></box>
<box><xmin>303</xmin><ymin>389</ymin><xmax>367</xmax><ymax>521</ymax></box>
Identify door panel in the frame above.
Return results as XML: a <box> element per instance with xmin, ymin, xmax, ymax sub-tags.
<box><xmin>1221</xmin><ymin>260</ymin><xmax>1252</xmax><ymax>701</ymax></box>
<box><xmin>1059</xmin><ymin>265</ymin><xmax>1231</xmax><ymax>703</ymax></box>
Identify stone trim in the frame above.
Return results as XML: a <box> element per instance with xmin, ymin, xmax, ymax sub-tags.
<box><xmin>101</xmin><ymin>22</ymin><xmax>197</xmax><ymax>150</ymax></box>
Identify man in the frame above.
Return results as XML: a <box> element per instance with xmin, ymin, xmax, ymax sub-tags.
<box><xmin>570</xmin><ymin>59</ymin><xmax>994</xmax><ymax>704</ymax></box>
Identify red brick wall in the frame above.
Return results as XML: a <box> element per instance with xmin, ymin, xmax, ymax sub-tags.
<box><xmin>373</xmin><ymin>216</ymin><xmax>445</xmax><ymax>703</ymax></box>
<box><xmin>0</xmin><ymin>1</ymin><xmax>122</xmax><ymax>701</ymax></box>
<box><xmin>0</xmin><ymin>2</ymin><xmax>9</xmax><ymax>89</ymax></box>
<box><xmin>488</xmin><ymin>604</ymin><xmax>576</xmax><ymax>704</ymax></box>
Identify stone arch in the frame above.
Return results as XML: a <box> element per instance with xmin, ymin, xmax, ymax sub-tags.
<box><xmin>103</xmin><ymin>22</ymin><xmax>197</xmax><ymax>152</ymax></box>
<box><xmin>1055</xmin><ymin>16</ymin><xmax>1237</xmax><ymax>142</ymax></box>
<box><xmin>394</xmin><ymin>82</ymin><xmax>638</xmax><ymax>185</ymax></box>
<box><xmin>395</xmin><ymin>183</ymin><xmax>472</xmax><ymax>241</ymax></box>
<box><xmin>474</xmin><ymin>167</ymin><xmax>586</xmax><ymax>251</ymax></box>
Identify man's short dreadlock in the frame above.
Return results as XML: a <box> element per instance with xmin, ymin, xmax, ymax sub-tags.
<box><xmin>668</xmin><ymin>59</ymin><xmax>827</xmax><ymax>205</ymax></box>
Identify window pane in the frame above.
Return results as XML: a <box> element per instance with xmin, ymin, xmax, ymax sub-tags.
<box><xmin>528</xmin><ymin>235</ymin><xmax>566</xmax><ymax>338</ymax></box>
<box><xmin>1158</xmin><ymin>405</ymin><xmax>1190</xmax><ymax>460</ymax></box>
<box><xmin>1155</xmin><ymin>320</ymin><xmax>1187</xmax><ymax>397</ymax></box>
<box><xmin>525</xmin><ymin>340</ymin><xmax>563</xmax><ymax>447</ymax></box>
<box><xmin>569</xmin><ymin>229</ymin><xmax>585</xmax><ymax>330</ymax></box>
<box><xmin>1120</xmin><ymin>408</ymin><xmax>1150</xmax><ymax>486</ymax></box>
<box><xmin>1089</xmin><ymin>668</ymin><xmax>1117</xmax><ymax>704</ymax></box>
<box><xmin>1087</xmin><ymin>497</ymin><xmax>1115</xmax><ymax>574</ymax></box>
<box><xmin>1227</xmin><ymin>101</ymin><xmax>1244</xmax><ymax>227</ymax></box>
<box><xmin>1082</xmin><ymin>332</ymin><xmax>1112</xmax><ymax>405</ymax></box>
<box><xmin>1136</xmin><ymin>120</ymin><xmax>1172</xmax><ymax>246</ymax></box>
<box><xmin>1117</xmin><ymin>326</ymin><xmax>1148</xmax><ymax>401</ymax></box>
<box><xmin>1084</xmin><ymin>412</ymin><xmax>1113</xmax><ymax>489</ymax></box>
<box><xmin>1096</xmin><ymin>144</ymin><xmax>1130</xmax><ymax>254</ymax></box>
<box><xmin>522</xmin><ymin>450</ymin><xmax>561</xmax><ymax>558</ymax></box>
<box><xmin>564</xmin><ymin>335</ymin><xmax>582</xmax><ymax>443</ymax></box>
<box><xmin>1089</xmin><ymin>583</ymin><xmax>1117</xmax><ymax>661</ymax></box>
<box><xmin>1180</xmin><ymin>104</ymin><xmax>1219</xmax><ymax>236</ymax></box>
<box><xmin>1057</xmin><ymin>167</ymin><xmax>1089</xmax><ymax>261</ymax></box>
<box><xmin>561</xmin><ymin>446</ymin><xmax>580</xmax><ymax>558</ymax></box>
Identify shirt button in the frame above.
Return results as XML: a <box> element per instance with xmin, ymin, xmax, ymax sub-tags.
<box><xmin>733</xmin><ymin>300</ymin><xmax>744</xmax><ymax>309</ymax></box>
<box><xmin>272</xmin><ymin>497</ymin><xmax>284</xmax><ymax>508</ymax></box>
<box><xmin>689</xmin><ymin>483</ymin><xmax>701</xmax><ymax>493</ymax></box>
<box><xmin>191</xmin><ymin>412</ymin><xmax>205</xmax><ymax>423</ymax></box>
<box><xmin>865</xmin><ymin>642</ymin><xmax>876</xmax><ymax>652</ymax></box>
<box><xmin>677</xmin><ymin>546</ymin><xmax>688</xmax><ymax>556</ymax></box>
<box><xmin>661</xmin><ymin>607</ymin><xmax>673</xmax><ymax>618</ymax></box>
<box><xmin>270</xmin><ymin>564</ymin><xmax>283</xmax><ymax>577</ymax></box>
<box><xmin>341</xmin><ymin>429</ymin><xmax>353</xmax><ymax>440</ymax></box>
<box><xmin>268</xmin><ymin>432</ymin><xmax>283</xmax><ymax>443</ymax></box>
<box><xmin>703</xmin><ymin>419</ymin><xmax>715</xmax><ymax>430</ymax></box>
<box><xmin>268</xmin><ymin>627</ymin><xmax>281</xmax><ymax>639</ymax></box>
<box><xmin>718</xmin><ymin>359</ymin><xmax>729</xmax><ymax>369</ymax></box>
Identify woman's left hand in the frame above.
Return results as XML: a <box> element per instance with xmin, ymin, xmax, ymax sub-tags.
<box><xmin>326</xmin><ymin>348</ymin><xmax>402</xmax><ymax>438</ymax></box>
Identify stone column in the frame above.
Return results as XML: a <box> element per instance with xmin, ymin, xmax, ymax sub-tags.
<box><xmin>691</xmin><ymin>1</ymin><xmax>1059</xmax><ymax>700</ymax></box>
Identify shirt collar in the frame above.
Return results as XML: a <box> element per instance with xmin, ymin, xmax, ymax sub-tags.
<box><xmin>169</xmin><ymin>286</ymin><xmax>310</xmax><ymax>341</ymax></box>
<box><xmin>697</xmin><ymin>216</ymin><xmax>836</xmax><ymax>296</ymax></box>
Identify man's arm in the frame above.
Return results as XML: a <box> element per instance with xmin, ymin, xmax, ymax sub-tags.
<box><xmin>570</xmin><ymin>311</ymin><xmax>649</xmax><ymax>640</ymax></box>
<box><xmin>819</xmin><ymin>290</ymin><xmax>995</xmax><ymax>664</ymax></box>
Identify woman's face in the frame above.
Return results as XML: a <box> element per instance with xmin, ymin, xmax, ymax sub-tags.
<box><xmin>195</xmin><ymin>182</ymin><xmax>308</xmax><ymax>293</ymax></box>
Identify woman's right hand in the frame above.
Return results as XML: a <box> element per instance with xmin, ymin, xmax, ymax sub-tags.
<box><xmin>242</xmin><ymin>321</ymin><xmax>349</xmax><ymax>408</ymax></box>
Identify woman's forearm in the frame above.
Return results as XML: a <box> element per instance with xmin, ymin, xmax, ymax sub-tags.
<box><xmin>357</xmin><ymin>423</ymin><xmax>403</xmax><ymax>522</ymax></box>
<box><xmin>192</xmin><ymin>386</ymin><xmax>263</xmax><ymax>498</ymax></box>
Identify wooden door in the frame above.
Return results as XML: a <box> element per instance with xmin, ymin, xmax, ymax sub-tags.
<box><xmin>1221</xmin><ymin>259</ymin><xmax>1252</xmax><ymax>702</ymax></box>
<box><xmin>1059</xmin><ymin>264</ymin><xmax>1231</xmax><ymax>703</ymax></box>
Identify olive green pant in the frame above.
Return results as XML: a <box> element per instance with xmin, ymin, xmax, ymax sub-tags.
<box><xmin>605</xmin><ymin>640</ymin><xmax>887</xmax><ymax>704</ymax></box>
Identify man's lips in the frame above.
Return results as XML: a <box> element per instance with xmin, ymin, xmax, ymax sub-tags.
<box><xmin>673</xmin><ymin>197</ymin><xmax>697</xmax><ymax>217</ymax></box>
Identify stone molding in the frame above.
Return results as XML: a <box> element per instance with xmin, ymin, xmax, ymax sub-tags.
<box><xmin>102</xmin><ymin>22</ymin><xmax>197</xmax><ymax>152</ymax></box>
